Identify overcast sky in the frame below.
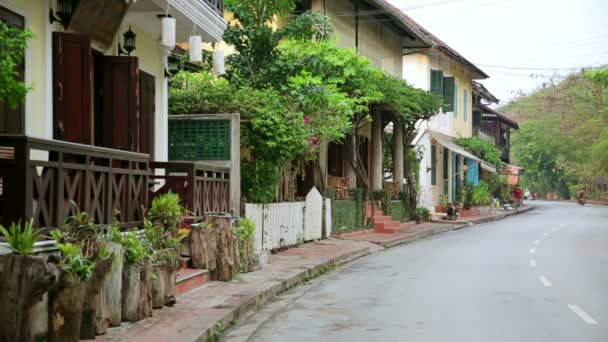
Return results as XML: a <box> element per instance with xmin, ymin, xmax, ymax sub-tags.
<box><xmin>388</xmin><ymin>0</ymin><xmax>608</xmax><ymax>104</ymax></box>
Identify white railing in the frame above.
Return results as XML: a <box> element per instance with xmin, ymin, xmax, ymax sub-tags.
<box><xmin>245</xmin><ymin>188</ymin><xmax>327</xmax><ymax>253</ymax></box>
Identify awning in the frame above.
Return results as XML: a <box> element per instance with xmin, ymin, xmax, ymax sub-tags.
<box><xmin>429</xmin><ymin>131</ymin><xmax>497</xmax><ymax>173</ymax></box>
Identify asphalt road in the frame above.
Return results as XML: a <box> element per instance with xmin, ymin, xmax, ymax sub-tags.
<box><xmin>223</xmin><ymin>201</ymin><xmax>608</xmax><ymax>342</ymax></box>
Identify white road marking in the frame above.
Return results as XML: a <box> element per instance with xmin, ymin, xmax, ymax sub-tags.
<box><xmin>539</xmin><ymin>276</ymin><xmax>552</xmax><ymax>287</ymax></box>
<box><xmin>534</xmin><ymin>240</ymin><xmax>540</xmax><ymax>245</ymax></box>
<box><xmin>568</xmin><ymin>305</ymin><xmax>598</xmax><ymax>325</ymax></box>
<box><xmin>530</xmin><ymin>248</ymin><xmax>536</xmax><ymax>254</ymax></box>
<box><xmin>530</xmin><ymin>259</ymin><xmax>536</xmax><ymax>267</ymax></box>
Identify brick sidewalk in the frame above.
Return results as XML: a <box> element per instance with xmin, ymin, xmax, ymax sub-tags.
<box><xmin>100</xmin><ymin>205</ymin><xmax>534</xmax><ymax>341</ymax></box>
<box><xmin>100</xmin><ymin>239</ymin><xmax>377</xmax><ymax>342</ymax></box>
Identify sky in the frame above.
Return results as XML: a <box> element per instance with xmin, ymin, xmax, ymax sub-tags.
<box><xmin>388</xmin><ymin>0</ymin><xmax>608</xmax><ymax>104</ymax></box>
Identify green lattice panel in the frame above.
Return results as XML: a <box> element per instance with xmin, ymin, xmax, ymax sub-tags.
<box><xmin>169</xmin><ymin>119</ymin><xmax>231</xmax><ymax>161</ymax></box>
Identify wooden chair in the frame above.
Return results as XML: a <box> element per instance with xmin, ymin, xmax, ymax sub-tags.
<box><xmin>328</xmin><ymin>176</ymin><xmax>349</xmax><ymax>199</ymax></box>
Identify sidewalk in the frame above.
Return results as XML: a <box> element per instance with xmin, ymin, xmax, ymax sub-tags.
<box><xmin>101</xmin><ymin>206</ymin><xmax>533</xmax><ymax>341</ymax></box>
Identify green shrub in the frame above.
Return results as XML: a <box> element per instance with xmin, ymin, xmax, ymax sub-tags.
<box><xmin>235</xmin><ymin>218</ymin><xmax>256</xmax><ymax>242</ymax></box>
<box><xmin>471</xmin><ymin>182</ymin><xmax>492</xmax><ymax>206</ymax></box>
<box><xmin>56</xmin><ymin>242</ymin><xmax>95</xmax><ymax>282</ymax></box>
<box><xmin>148</xmin><ymin>193</ymin><xmax>184</xmax><ymax>232</ymax></box>
<box><xmin>414</xmin><ymin>207</ymin><xmax>430</xmax><ymax>221</ymax></box>
<box><xmin>0</xmin><ymin>219</ymin><xmax>40</xmax><ymax>255</ymax></box>
<box><xmin>456</xmin><ymin>136</ymin><xmax>503</xmax><ymax>166</ymax></box>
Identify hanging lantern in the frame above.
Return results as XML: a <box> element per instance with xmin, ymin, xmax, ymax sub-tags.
<box><xmin>189</xmin><ymin>35</ymin><xmax>202</xmax><ymax>62</ymax></box>
<box><xmin>118</xmin><ymin>26</ymin><xmax>137</xmax><ymax>56</ymax></box>
<box><xmin>161</xmin><ymin>16</ymin><xmax>176</xmax><ymax>48</ymax></box>
<box><xmin>212</xmin><ymin>50</ymin><xmax>225</xmax><ymax>75</ymax></box>
<box><xmin>165</xmin><ymin>54</ymin><xmax>180</xmax><ymax>77</ymax></box>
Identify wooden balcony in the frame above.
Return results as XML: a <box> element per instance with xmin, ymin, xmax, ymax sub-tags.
<box><xmin>0</xmin><ymin>135</ymin><xmax>149</xmax><ymax>228</ymax></box>
<box><xmin>150</xmin><ymin>161</ymin><xmax>230</xmax><ymax>218</ymax></box>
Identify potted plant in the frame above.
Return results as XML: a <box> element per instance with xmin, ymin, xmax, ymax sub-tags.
<box><xmin>436</xmin><ymin>194</ymin><xmax>449</xmax><ymax>213</ymax></box>
<box><xmin>0</xmin><ymin>220</ymin><xmax>57</xmax><ymax>342</ymax></box>
<box><xmin>414</xmin><ymin>207</ymin><xmax>430</xmax><ymax>224</ymax></box>
<box><xmin>234</xmin><ymin>218</ymin><xmax>256</xmax><ymax>273</ymax></box>
<box><xmin>471</xmin><ymin>182</ymin><xmax>493</xmax><ymax>216</ymax></box>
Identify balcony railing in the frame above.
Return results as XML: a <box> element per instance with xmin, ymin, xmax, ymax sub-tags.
<box><xmin>150</xmin><ymin>161</ymin><xmax>230</xmax><ymax>217</ymax></box>
<box><xmin>204</xmin><ymin>0</ymin><xmax>224</xmax><ymax>16</ymax></box>
<box><xmin>0</xmin><ymin>135</ymin><xmax>150</xmax><ymax>228</ymax></box>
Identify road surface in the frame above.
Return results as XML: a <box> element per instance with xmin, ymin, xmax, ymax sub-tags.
<box><xmin>223</xmin><ymin>201</ymin><xmax>608</xmax><ymax>342</ymax></box>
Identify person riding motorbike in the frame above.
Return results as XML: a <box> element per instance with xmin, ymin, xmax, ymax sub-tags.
<box><xmin>577</xmin><ymin>187</ymin><xmax>587</xmax><ymax>205</ymax></box>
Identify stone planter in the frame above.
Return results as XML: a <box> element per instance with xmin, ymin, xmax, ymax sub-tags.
<box><xmin>0</xmin><ymin>254</ymin><xmax>57</xmax><ymax>342</ymax></box>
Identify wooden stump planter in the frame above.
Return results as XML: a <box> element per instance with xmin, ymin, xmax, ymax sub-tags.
<box><xmin>121</xmin><ymin>258</ymin><xmax>153</xmax><ymax>322</ymax></box>
<box><xmin>95</xmin><ymin>242</ymin><xmax>124</xmax><ymax>334</ymax></box>
<box><xmin>48</xmin><ymin>272</ymin><xmax>87</xmax><ymax>342</ymax></box>
<box><xmin>189</xmin><ymin>226</ymin><xmax>217</xmax><ymax>270</ymax></box>
<box><xmin>80</xmin><ymin>253</ymin><xmax>116</xmax><ymax>339</ymax></box>
<box><xmin>238</xmin><ymin>237</ymin><xmax>255</xmax><ymax>273</ymax></box>
<box><xmin>0</xmin><ymin>254</ymin><xmax>58</xmax><ymax>342</ymax></box>
<box><xmin>150</xmin><ymin>248</ymin><xmax>181</xmax><ymax>309</ymax></box>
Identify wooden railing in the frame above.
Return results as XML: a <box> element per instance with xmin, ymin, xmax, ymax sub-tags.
<box><xmin>150</xmin><ymin>161</ymin><xmax>230</xmax><ymax>217</ymax></box>
<box><xmin>0</xmin><ymin>135</ymin><xmax>149</xmax><ymax>228</ymax></box>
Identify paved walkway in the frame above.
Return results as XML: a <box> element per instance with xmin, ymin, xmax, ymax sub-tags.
<box><xmin>101</xmin><ymin>206</ymin><xmax>533</xmax><ymax>341</ymax></box>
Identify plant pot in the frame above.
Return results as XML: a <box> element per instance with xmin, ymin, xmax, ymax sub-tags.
<box><xmin>121</xmin><ymin>258</ymin><xmax>152</xmax><ymax>322</ymax></box>
<box><xmin>80</xmin><ymin>250</ymin><xmax>116</xmax><ymax>339</ymax></box>
<box><xmin>435</xmin><ymin>205</ymin><xmax>446</xmax><ymax>213</ymax></box>
<box><xmin>96</xmin><ymin>242</ymin><xmax>124</xmax><ymax>333</ymax></box>
<box><xmin>48</xmin><ymin>272</ymin><xmax>87</xmax><ymax>342</ymax></box>
<box><xmin>151</xmin><ymin>263</ymin><xmax>166</xmax><ymax>309</ymax></box>
<box><xmin>0</xmin><ymin>254</ymin><xmax>58</xmax><ymax>342</ymax></box>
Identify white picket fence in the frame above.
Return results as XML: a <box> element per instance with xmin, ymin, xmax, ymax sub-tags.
<box><xmin>245</xmin><ymin>187</ymin><xmax>329</xmax><ymax>253</ymax></box>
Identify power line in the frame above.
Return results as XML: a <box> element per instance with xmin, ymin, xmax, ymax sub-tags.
<box><xmin>476</xmin><ymin>64</ymin><xmax>607</xmax><ymax>71</ymax></box>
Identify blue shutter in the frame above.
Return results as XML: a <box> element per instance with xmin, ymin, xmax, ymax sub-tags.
<box><xmin>463</xmin><ymin>89</ymin><xmax>468</xmax><ymax>122</ymax></box>
<box><xmin>466</xmin><ymin>158</ymin><xmax>479</xmax><ymax>186</ymax></box>
<box><xmin>453</xmin><ymin>84</ymin><xmax>459</xmax><ymax>117</ymax></box>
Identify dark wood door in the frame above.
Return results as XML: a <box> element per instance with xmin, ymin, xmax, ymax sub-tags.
<box><xmin>0</xmin><ymin>6</ymin><xmax>25</xmax><ymax>134</ymax></box>
<box><xmin>52</xmin><ymin>32</ymin><xmax>92</xmax><ymax>144</ymax></box>
<box><xmin>99</xmin><ymin>56</ymin><xmax>139</xmax><ymax>151</ymax></box>
<box><xmin>139</xmin><ymin>71</ymin><xmax>155</xmax><ymax>157</ymax></box>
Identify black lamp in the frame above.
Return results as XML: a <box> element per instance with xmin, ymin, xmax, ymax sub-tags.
<box><xmin>165</xmin><ymin>54</ymin><xmax>180</xmax><ymax>77</ymax></box>
<box><xmin>49</xmin><ymin>0</ymin><xmax>73</xmax><ymax>28</ymax></box>
<box><xmin>118</xmin><ymin>26</ymin><xmax>137</xmax><ymax>56</ymax></box>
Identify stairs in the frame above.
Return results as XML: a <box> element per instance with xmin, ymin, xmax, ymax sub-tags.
<box><xmin>176</xmin><ymin>258</ymin><xmax>211</xmax><ymax>295</ymax></box>
<box><xmin>366</xmin><ymin>203</ymin><xmax>413</xmax><ymax>234</ymax></box>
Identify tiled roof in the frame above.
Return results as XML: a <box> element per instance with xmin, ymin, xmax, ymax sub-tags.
<box><xmin>480</xmin><ymin>104</ymin><xmax>519</xmax><ymax>129</ymax></box>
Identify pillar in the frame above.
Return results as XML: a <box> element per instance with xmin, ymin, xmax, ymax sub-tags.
<box><xmin>392</xmin><ymin>120</ymin><xmax>404</xmax><ymax>190</ymax></box>
<box><xmin>344</xmin><ymin>134</ymin><xmax>357</xmax><ymax>189</ymax></box>
<box><xmin>317</xmin><ymin>141</ymin><xmax>329</xmax><ymax>188</ymax></box>
<box><xmin>370</xmin><ymin>113</ymin><xmax>383</xmax><ymax>191</ymax></box>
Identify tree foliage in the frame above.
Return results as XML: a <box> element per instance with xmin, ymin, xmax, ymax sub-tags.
<box><xmin>456</xmin><ymin>136</ymin><xmax>503</xmax><ymax>166</ymax></box>
<box><xmin>502</xmin><ymin>68</ymin><xmax>608</xmax><ymax>196</ymax></box>
<box><xmin>0</xmin><ymin>22</ymin><xmax>32</xmax><ymax>108</ymax></box>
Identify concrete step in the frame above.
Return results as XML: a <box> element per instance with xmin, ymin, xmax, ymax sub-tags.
<box><xmin>372</xmin><ymin>215</ymin><xmax>393</xmax><ymax>223</ymax></box>
<box><xmin>176</xmin><ymin>267</ymin><xmax>211</xmax><ymax>295</ymax></box>
<box><xmin>374</xmin><ymin>220</ymin><xmax>401</xmax><ymax>233</ymax></box>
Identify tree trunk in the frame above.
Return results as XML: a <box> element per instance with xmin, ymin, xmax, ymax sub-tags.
<box><xmin>80</xmin><ymin>253</ymin><xmax>115</xmax><ymax>339</ymax></box>
<box><xmin>189</xmin><ymin>228</ymin><xmax>217</xmax><ymax>270</ymax></box>
<box><xmin>48</xmin><ymin>273</ymin><xmax>86</xmax><ymax>342</ymax></box>
<box><xmin>0</xmin><ymin>254</ymin><xmax>58</xmax><ymax>342</ymax></box>
<box><xmin>205</xmin><ymin>214</ymin><xmax>237</xmax><ymax>281</ymax></box>
<box><xmin>151</xmin><ymin>264</ymin><xmax>166</xmax><ymax>309</ymax></box>
<box><xmin>238</xmin><ymin>237</ymin><xmax>255</xmax><ymax>273</ymax></box>
<box><xmin>161</xmin><ymin>248</ymin><xmax>181</xmax><ymax>306</ymax></box>
<box><xmin>121</xmin><ymin>258</ymin><xmax>152</xmax><ymax>322</ymax></box>
<box><xmin>96</xmin><ymin>242</ymin><xmax>123</xmax><ymax>333</ymax></box>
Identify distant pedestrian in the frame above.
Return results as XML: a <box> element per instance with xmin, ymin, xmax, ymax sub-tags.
<box><xmin>513</xmin><ymin>186</ymin><xmax>523</xmax><ymax>208</ymax></box>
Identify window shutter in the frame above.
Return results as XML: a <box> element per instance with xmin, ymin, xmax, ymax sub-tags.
<box><xmin>431</xmin><ymin>145</ymin><xmax>437</xmax><ymax>186</ymax></box>
<box><xmin>430</xmin><ymin>70</ymin><xmax>443</xmax><ymax>97</ymax></box>
<box><xmin>442</xmin><ymin>77</ymin><xmax>455</xmax><ymax>112</ymax></box>
<box><xmin>453</xmin><ymin>83</ymin><xmax>459</xmax><ymax>117</ymax></box>
<box><xmin>463</xmin><ymin>89</ymin><xmax>469</xmax><ymax>122</ymax></box>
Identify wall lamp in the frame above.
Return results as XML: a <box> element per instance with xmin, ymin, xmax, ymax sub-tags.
<box><xmin>118</xmin><ymin>26</ymin><xmax>137</xmax><ymax>56</ymax></box>
<box><xmin>49</xmin><ymin>0</ymin><xmax>74</xmax><ymax>29</ymax></box>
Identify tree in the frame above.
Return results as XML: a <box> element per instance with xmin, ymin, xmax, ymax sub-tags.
<box><xmin>0</xmin><ymin>22</ymin><xmax>32</xmax><ymax>108</ymax></box>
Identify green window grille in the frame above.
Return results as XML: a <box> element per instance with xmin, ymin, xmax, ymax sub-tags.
<box><xmin>443</xmin><ymin>77</ymin><xmax>455</xmax><ymax>112</ymax></box>
<box><xmin>431</xmin><ymin>145</ymin><xmax>437</xmax><ymax>186</ymax></box>
<box><xmin>430</xmin><ymin>69</ymin><xmax>443</xmax><ymax>98</ymax></box>
<box><xmin>169</xmin><ymin>119</ymin><xmax>231</xmax><ymax>161</ymax></box>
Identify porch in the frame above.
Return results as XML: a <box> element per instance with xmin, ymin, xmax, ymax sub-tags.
<box><xmin>0</xmin><ymin>135</ymin><xmax>230</xmax><ymax>229</ymax></box>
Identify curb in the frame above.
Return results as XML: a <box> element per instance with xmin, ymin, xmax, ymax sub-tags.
<box><xmin>187</xmin><ymin>244</ymin><xmax>374</xmax><ymax>341</ymax></box>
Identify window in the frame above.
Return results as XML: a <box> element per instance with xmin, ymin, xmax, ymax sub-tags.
<box><xmin>0</xmin><ymin>6</ymin><xmax>25</xmax><ymax>134</ymax></box>
<box><xmin>442</xmin><ymin>77</ymin><xmax>455</xmax><ymax>112</ymax></box>
<box><xmin>431</xmin><ymin>145</ymin><xmax>437</xmax><ymax>185</ymax></box>
<box><xmin>453</xmin><ymin>84</ymin><xmax>459</xmax><ymax>117</ymax></box>
<box><xmin>463</xmin><ymin>89</ymin><xmax>469</xmax><ymax>122</ymax></box>
<box><xmin>430</xmin><ymin>70</ymin><xmax>443</xmax><ymax>97</ymax></box>
<box><xmin>443</xmin><ymin>147</ymin><xmax>449</xmax><ymax>195</ymax></box>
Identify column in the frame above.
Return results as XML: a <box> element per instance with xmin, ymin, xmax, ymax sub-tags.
<box><xmin>344</xmin><ymin>134</ymin><xmax>357</xmax><ymax>189</ymax></box>
<box><xmin>370</xmin><ymin>113</ymin><xmax>383</xmax><ymax>191</ymax></box>
<box><xmin>392</xmin><ymin>120</ymin><xmax>404</xmax><ymax>190</ymax></box>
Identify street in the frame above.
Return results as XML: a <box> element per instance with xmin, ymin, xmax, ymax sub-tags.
<box><xmin>224</xmin><ymin>201</ymin><xmax>608</xmax><ymax>342</ymax></box>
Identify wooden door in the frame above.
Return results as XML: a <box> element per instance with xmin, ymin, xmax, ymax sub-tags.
<box><xmin>99</xmin><ymin>56</ymin><xmax>139</xmax><ymax>151</ymax></box>
<box><xmin>0</xmin><ymin>6</ymin><xmax>25</xmax><ymax>134</ymax></box>
<box><xmin>53</xmin><ymin>32</ymin><xmax>92</xmax><ymax>144</ymax></box>
<box><xmin>139</xmin><ymin>71</ymin><xmax>155</xmax><ymax>157</ymax></box>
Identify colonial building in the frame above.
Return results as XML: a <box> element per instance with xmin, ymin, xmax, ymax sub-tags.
<box><xmin>0</xmin><ymin>0</ymin><xmax>228</xmax><ymax>228</ymax></box>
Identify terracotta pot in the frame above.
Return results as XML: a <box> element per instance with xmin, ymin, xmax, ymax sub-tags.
<box><xmin>435</xmin><ymin>205</ymin><xmax>446</xmax><ymax>213</ymax></box>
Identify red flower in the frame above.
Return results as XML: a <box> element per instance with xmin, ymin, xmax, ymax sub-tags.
<box><xmin>304</xmin><ymin>116</ymin><xmax>311</xmax><ymax>124</ymax></box>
